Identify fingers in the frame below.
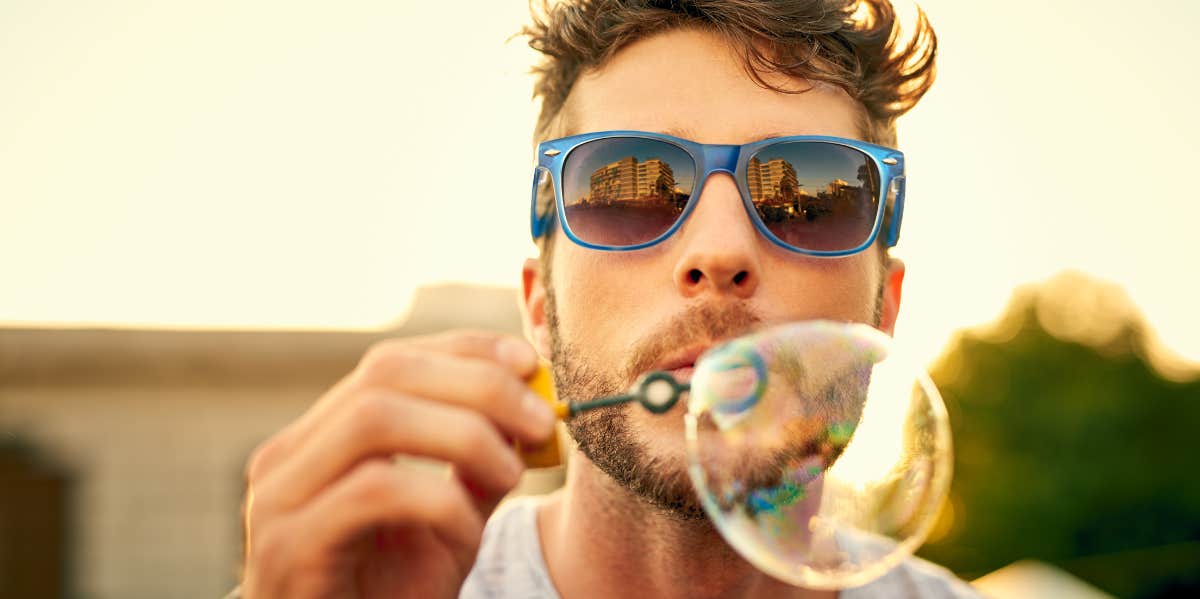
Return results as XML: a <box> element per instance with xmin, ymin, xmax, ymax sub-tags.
<box><xmin>352</xmin><ymin>346</ymin><xmax>556</xmax><ymax>444</ymax></box>
<box><xmin>300</xmin><ymin>460</ymin><xmax>485</xmax><ymax>569</ymax></box>
<box><xmin>246</xmin><ymin>330</ymin><xmax>544</xmax><ymax>482</ymax></box>
<box><xmin>405</xmin><ymin>329</ymin><xmax>540</xmax><ymax>377</ymax></box>
<box><xmin>247</xmin><ymin>459</ymin><xmax>486</xmax><ymax>593</ymax></box>
<box><xmin>255</xmin><ymin>389</ymin><xmax>526</xmax><ymax>512</ymax></box>
<box><xmin>240</xmin><ymin>330</ymin><xmax>550</xmax><ymax>598</ymax></box>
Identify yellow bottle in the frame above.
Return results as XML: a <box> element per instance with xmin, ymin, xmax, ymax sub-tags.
<box><xmin>517</xmin><ymin>363</ymin><xmax>567</xmax><ymax>468</ymax></box>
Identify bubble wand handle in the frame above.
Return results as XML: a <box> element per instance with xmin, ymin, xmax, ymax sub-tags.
<box><xmin>568</xmin><ymin>393</ymin><xmax>638</xmax><ymax>416</ymax></box>
<box><xmin>519</xmin><ymin>365</ymin><xmax>689</xmax><ymax>468</ymax></box>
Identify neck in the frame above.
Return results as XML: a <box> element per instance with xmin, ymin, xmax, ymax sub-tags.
<box><xmin>537</xmin><ymin>450</ymin><xmax>837</xmax><ymax>599</ymax></box>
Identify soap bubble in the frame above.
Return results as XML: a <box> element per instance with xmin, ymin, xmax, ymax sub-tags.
<box><xmin>685</xmin><ymin>320</ymin><xmax>952</xmax><ymax>589</ymax></box>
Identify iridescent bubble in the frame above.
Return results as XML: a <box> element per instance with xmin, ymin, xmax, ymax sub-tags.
<box><xmin>685</xmin><ymin>320</ymin><xmax>952</xmax><ymax>589</ymax></box>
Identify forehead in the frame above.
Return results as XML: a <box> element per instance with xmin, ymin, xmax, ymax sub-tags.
<box><xmin>563</xmin><ymin>27</ymin><xmax>864</xmax><ymax>145</ymax></box>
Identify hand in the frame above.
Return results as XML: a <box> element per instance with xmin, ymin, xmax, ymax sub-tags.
<box><xmin>239</xmin><ymin>330</ymin><xmax>556</xmax><ymax>599</ymax></box>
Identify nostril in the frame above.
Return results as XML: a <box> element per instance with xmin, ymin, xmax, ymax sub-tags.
<box><xmin>688</xmin><ymin>269</ymin><xmax>703</xmax><ymax>284</ymax></box>
<box><xmin>732</xmin><ymin>271</ymin><xmax>748</xmax><ymax>285</ymax></box>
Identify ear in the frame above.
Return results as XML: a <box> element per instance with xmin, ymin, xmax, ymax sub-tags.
<box><xmin>522</xmin><ymin>257</ymin><xmax>553</xmax><ymax>359</ymax></box>
<box><xmin>878</xmin><ymin>256</ymin><xmax>905</xmax><ymax>336</ymax></box>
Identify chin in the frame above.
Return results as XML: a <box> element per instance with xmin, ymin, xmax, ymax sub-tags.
<box><xmin>629</xmin><ymin>405</ymin><xmax>691</xmax><ymax>465</ymax></box>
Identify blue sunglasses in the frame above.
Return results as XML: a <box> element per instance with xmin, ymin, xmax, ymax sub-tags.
<box><xmin>530</xmin><ymin>130</ymin><xmax>905</xmax><ymax>257</ymax></box>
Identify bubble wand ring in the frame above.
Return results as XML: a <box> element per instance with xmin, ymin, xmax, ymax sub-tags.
<box><xmin>568</xmin><ymin>370</ymin><xmax>692</xmax><ymax>416</ymax></box>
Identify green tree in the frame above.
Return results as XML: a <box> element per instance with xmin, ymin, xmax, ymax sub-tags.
<box><xmin>918</xmin><ymin>272</ymin><xmax>1200</xmax><ymax>598</ymax></box>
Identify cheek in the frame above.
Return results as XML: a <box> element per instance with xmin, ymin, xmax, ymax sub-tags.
<box><xmin>550</xmin><ymin>245</ymin><xmax>642</xmax><ymax>344</ymax></box>
<box><xmin>763</xmin><ymin>252</ymin><xmax>882</xmax><ymax>321</ymax></box>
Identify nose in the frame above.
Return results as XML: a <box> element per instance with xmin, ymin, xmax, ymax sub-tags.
<box><xmin>671</xmin><ymin>173</ymin><xmax>761</xmax><ymax>300</ymax></box>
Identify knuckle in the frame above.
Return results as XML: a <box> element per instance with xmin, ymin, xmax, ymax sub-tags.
<box><xmin>360</xmin><ymin>339</ymin><xmax>396</xmax><ymax>367</ymax></box>
<box><xmin>245</xmin><ymin>437</ymin><xmax>281</xmax><ymax>483</ymax></box>
<box><xmin>348</xmin><ymin>391</ymin><xmax>397</xmax><ymax>438</ymax></box>
<box><xmin>457</xmin><ymin>413</ymin><xmax>501</xmax><ymax>456</ymax></box>
<box><xmin>475</xmin><ymin>367</ymin><xmax>520</xmax><ymax>405</ymax></box>
<box><xmin>439</xmin><ymin>328</ymin><xmax>498</xmax><ymax>347</ymax></box>
<box><xmin>244</xmin><ymin>479</ymin><xmax>282</xmax><ymax>529</ymax></box>
<box><xmin>352</xmin><ymin>460</ymin><xmax>399</xmax><ymax>505</ymax></box>
<box><xmin>357</xmin><ymin>340</ymin><xmax>417</xmax><ymax>380</ymax></box>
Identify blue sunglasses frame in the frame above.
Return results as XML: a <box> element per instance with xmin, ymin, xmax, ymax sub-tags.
<box><xmin>530</xmin><ymin>130</ymin><xmax>906</xmax><ymax>257</ymax></box>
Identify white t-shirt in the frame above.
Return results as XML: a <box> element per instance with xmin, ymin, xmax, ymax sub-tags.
<box><xmin>461</xmin><ymin>497</ymin><xmax>983</xmax><ymax>599</ymax></box>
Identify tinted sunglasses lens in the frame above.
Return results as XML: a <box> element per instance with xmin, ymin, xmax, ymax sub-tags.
<box><xmin>561</xmin><ymin>137</ymin><xmax>696</xmax><ymax>247</ymax></box>
<box><xmin>747</xmin><ymin>142</ymin><xmax>881</xmax><ymax>252</ymax></box>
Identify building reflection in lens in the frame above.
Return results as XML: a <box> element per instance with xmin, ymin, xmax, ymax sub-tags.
<box><xmin>575</xmin><ymin>155</ymin><xmax>686</xmax><ymax>209</ymax></box>
<box><xmin>748</xmin><ymin>152</ymin><xmax>876</xmax><ymax>229</ymax></box>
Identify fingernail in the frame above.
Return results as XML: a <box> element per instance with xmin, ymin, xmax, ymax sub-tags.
<box><xmin>523</xmin><ymin>391</ymin><xmax>557</xmax><ymax>433</ymax></box>
<box><xmin>496</xmin><ymin>338</ymin><xmax>537</xmax><ymax>373</ymax></box>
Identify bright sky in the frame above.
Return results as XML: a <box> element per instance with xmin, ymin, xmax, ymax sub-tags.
<box><xmin>2</xmin><ymin>0</ymin><xmax>1198</xmax><ymax>367</ymax></box>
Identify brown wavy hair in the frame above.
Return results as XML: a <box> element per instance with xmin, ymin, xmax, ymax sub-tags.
<box><xmin>521</xmin><ymin>0</ymin><xmax>937</xmax><ymax>147</ymax></box>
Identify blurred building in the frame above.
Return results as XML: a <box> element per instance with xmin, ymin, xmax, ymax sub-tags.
<box><xmin>0</xmin><ymin>284</ymin><xmax>526</xmax><ymax>599</ymax></box>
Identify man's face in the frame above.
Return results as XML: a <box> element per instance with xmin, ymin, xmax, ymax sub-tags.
<box><xmin>524</xmin><ymin>27</ymin><xmax>904</xmax><ymax>518</ymax></box>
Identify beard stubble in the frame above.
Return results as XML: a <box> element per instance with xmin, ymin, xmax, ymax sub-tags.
<box><xmin>546</xmin><ymin>290</ymin><xmax>765</xmax><ymax>520</ymax></box>
<box><xmin>543</xmin><ymin>277</ymin><xmax>885</xmax><ymax>522</ymax></box>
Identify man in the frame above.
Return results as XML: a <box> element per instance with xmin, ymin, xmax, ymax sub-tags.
<box><xmin>235</xmin><ymin>1</ymin><xmax>980</xmax><ymax>597</ymax></box>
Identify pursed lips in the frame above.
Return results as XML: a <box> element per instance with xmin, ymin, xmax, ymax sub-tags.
<box><xmin>637</xmin><ymin>326</ymin><xmax>763</xmax><ymax>388</ymax></box>
<box><xmin>648</xmin><ymin>343</ymin><xmax>713</xmax><ymax>384</ymax></box>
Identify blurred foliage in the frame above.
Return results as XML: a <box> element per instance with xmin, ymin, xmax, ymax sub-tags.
<box><xmin>918</xmin><ymin>272</ymin><xmax>1200</xmax><ymax>598</ymax></box>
